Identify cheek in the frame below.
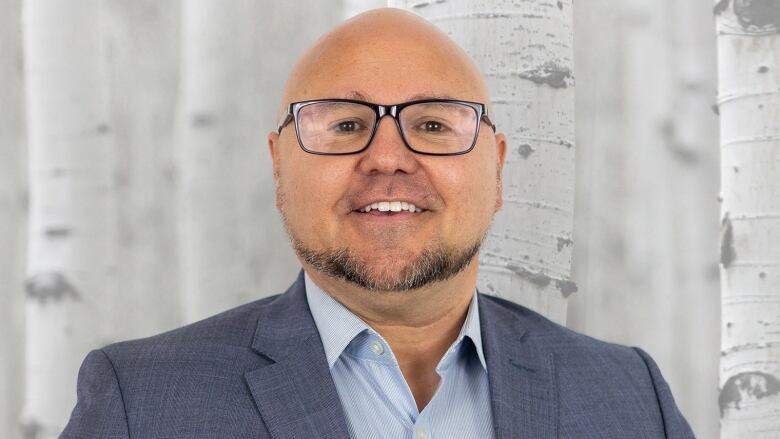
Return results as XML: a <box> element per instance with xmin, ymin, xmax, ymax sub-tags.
<box><xmin>434</xmin><ymin>158</ymin><xmax>498</xmax><ymax>228</ymax></box>
<box><xmin>277</xmin><ymin>158</ymin><xmax>352</xmax><ymax>229</ymax></box>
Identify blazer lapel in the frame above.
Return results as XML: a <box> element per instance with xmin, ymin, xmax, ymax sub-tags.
<box><xmin>244</xmin><ymin>271</ymin><xmax>351</xmax><ymax>439</ymax></box>
<box><xmin>479</xmin><ymin>293</ymin><xmax>558</xmax><ymax>439</ymax></box>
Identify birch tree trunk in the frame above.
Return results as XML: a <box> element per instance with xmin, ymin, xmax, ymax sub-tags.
<box><xmin>102</xmin><ymin>0</ymin><xmax>183</xmax><ymax>338</ymax></box>
<box><xmin>569</xmin><ymin>0</ymin><xmax>720</xmax><ymax>436</ymax></box>
<box><xmin>176</xmin><ymin>0</ymin><xmax>262</xmax><ymax>322</ymax></box>
<box><xmin>716</xmin><ymin>1</ymin><xmax>780</xmax><ymax>436</ymax></box>
<box><xmin>176</xmin><ymin>1</ymin><xmax>341</xmax><ymax>322</ymax></box>
<box><xmin>0</xmin><ymin>1</ymin><xmax>26</xmax><ymax>438</ymax></box>
<box><xmin>390</xmin><ymin>0</ymin><xmax>575</xmax><ymax>323</ymax></box>
<box><xmin>21</xmin><ymin>0</ymin><xmax>117</xmax><ymax>437</ymax></box>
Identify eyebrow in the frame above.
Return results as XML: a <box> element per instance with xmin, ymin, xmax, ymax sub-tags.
<box><xmin>341</xmin><ymin>90</ymin><xmax>457</xmax><ymax>102</ymax></box>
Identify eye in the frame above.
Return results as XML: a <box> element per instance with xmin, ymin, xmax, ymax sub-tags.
<box><xmin>417</xmin><ymin>120</ymin><xmax>450</xmax><ymax>133</ymax></box>
<box><xmin>333</xmin><ymin>120</ymin><xmax>364</xmax><ymax>133</ymax></box>
<box><xmin>425</xmin><ymin>121</ymin><xmax>442</xmax><ymax>132</ymax></box>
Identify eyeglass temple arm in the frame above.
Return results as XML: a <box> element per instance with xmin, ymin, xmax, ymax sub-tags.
<box><xmin>277</xmin><ymin>112</ymin><xmax>293</xmax><ymax>134</ymax></box>
<box><xmin>481</xmin><ymin>114</ymin><xmax>496</xmax><ymax>132</ymax></box>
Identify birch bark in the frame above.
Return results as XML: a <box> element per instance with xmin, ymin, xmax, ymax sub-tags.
<box><xmin>390</xmin><ymin>0</ymin><xmax>575</xmax><ymax>323</ymax></box>
<box><xmin>176</xmin><ymin>1</ymin><xmax>341</xmax><ymax>321</ymax></box>
<box><xmin>0</xmin><ymin>1</ymin><xmax>26</xmax><ymax>438</ymax></box>
<box><xmin>176</xmin><ymin>0</ymin><xmax>261</xmax><ymax>322</ymax></box>
<box><xmin>102</xmin><ymin>0</ymin><xmax>182</xmax><ymax>338</ymax></box>
<box><xmin>716</xmin><ymin>1</ymin><xmax>780</xmax><ymax>436</ymax></box>
<box><xmin>568</xmin><ymin>0</ymin><xmax>720</xmax><ymax>436</ymax></box>
<box><xmin>21</xmin><ymin>0</ymin><xmax>117</xmax><ymax>437</ymax></box>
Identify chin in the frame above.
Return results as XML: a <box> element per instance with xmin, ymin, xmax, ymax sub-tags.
<box><xmin>292</xmin><ymin>230</ymin><xmax>483</xmax><ymax>293</ymax></box>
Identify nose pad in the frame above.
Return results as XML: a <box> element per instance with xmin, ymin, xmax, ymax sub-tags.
<box><xmin>375</xmin><ymin>114</ymin><xmax>404</xmax><ymax>141</ymax></box>
<box><xmin>358</xmin><ymin>115</ymin><xmax>419</xmax><ymax>175</ymax></box>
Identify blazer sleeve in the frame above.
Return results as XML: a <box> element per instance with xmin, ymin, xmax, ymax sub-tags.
<box><xmin>632</xmin><ymin>347</ymin><xmax>697</xmax><ymax>439</ymax></box>
<box><xmin>59</xmin><ymin>349</ymin><xmax>131</xmax><ymax>439</ymax></box>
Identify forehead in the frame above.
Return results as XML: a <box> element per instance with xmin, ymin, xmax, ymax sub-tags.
<box><xmin>331</xmin><ymin>90</ymin><xmax>460</xmax><ymax>103</ymax></box>
<box><xmin>286</xmin><ymin>33</ymin><xmax>487</xmax><ymax>106</ymax></box>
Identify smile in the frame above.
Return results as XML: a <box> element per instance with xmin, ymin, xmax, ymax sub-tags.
<box><xmin>356</xmin><ymin>201</ymin><xmax>425</xmax><ymax>213</ymax></box>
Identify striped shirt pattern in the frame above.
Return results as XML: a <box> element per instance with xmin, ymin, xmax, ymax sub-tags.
<box><xmin>304</xmin><ymin>273</ymin><xmax>495</xmax><ymax>439</ymax></box>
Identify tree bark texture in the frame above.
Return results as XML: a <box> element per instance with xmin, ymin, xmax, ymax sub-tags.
<box><xmin>21</xmin><ymin>0</ymin><xmax>117</xmax><ymax>437</ymax></box>
<box><xmin>716</xmin><ymin>0</ymin><xmax>780</xmax><ymax>437</ymax></box>
<box><xmin>0</xmin><ymin>0</ymin><xmax>27</xmax><ymax>438</ymax></box>
<box><xmin>175</xmin><ymin>0</ymin><xmax>341</xmax><ymax>323</ymax></box>
<box><xmin>4</xmin><ymin>1</ymin><xmax>345</xmax><ymax>435</ymax></box>
<box><xmin>389</xmin><ymin>0</ymin><xmax>576</xmax><ymax>324</ymax></box>
<box><xmin>568</xmin><ymin>0</ymin><xmax>721</xmax><ymax>437</ymax></box>
<box><xmin>100</xmin><ymin>0</ymin><xmax>184</xmax><ymax>340</ymax></box>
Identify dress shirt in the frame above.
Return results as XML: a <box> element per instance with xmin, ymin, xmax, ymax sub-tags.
<box><xmin>304</xmin><ymin>272</ymin><xmax>495</xmax><ymax>439</ymax></box>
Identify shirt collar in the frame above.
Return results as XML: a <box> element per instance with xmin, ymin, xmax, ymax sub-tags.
<box><xmin>304</xmin><ymin>271</ymin><xmax>487</xmax><ymax>370</ymax></box>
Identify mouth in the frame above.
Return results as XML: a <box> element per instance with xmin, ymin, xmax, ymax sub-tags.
<box><xmin>351</xmin><ymin>201</ymin><xmax>430</xmax><ymax>217</ymax></box>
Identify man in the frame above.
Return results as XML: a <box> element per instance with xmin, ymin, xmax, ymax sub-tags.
<box><xmin>62</xmin><ymin>8</ymin><xmax>695</xmax><ymax>439</ymax></box>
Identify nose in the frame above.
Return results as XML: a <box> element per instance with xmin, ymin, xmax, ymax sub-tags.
<box><xmin>356</xmin><ymin>115</ymin><xmax>420</xmax><ymax>176</ymax></box>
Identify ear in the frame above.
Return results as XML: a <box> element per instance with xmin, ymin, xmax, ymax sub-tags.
<box><xmin>494</xmin><ymin>132</ymin><xmax>507</xmax><ymax>212</ymax></box>
<box><xmin>268</xmin><ymin>131</ymin><xmax>281</xmax><ymax>183</ymax></box>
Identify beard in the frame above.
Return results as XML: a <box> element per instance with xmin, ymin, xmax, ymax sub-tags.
<box><xmin>290</xmin><ymin>236</ymin><xmax>484</xmax><ymax>292</ymax></box>
<box><xmin>276</xmin><ymin>184</ymin><xmax>490</xmax><ymax>292</ymax></box>
<box><xmin>279</xmin><ymin>193</ymin><xmax>487</xmax><ymax>291</ymax></box>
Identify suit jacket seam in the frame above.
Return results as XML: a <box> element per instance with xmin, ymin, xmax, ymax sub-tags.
<box><xmin>99</xmin><ymin>348</ymin><xmax>132</xmax><ymax>439</ymax></box>
<box><xmin>631</xmin><ymin>346</ymin><xmax>668</xmax><ymax>438</ymax></box>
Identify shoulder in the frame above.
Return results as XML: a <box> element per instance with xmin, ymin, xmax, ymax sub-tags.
<box><xmin>479</xmin><ymin>293</ymin><xmax>655</xmax><ymax>375</ymax></box>
<box><xmin>99</xmin><ymin>293</ymin><xmax>282</xmax><ymax>371</ymax></box>
<box><xmin>480</xmin><ymin>293</ymin><xmax>695</xmax><ymax>437</ymax></box>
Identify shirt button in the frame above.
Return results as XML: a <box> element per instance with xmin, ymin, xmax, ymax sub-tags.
<box><xmin>370</xmin><ymin>340</ymin><xmax>384</xmax><ymax>355</ymax></box>
<box><xmin>416</xmin><ymin>427</ymin><xmax>427</xmax><ymax>439</ymax></box>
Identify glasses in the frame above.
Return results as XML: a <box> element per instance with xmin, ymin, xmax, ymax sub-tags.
<box><xmin>277</xmin><ymin>98</ymin><xmax>496</xmax><ymax>156</ymax></box>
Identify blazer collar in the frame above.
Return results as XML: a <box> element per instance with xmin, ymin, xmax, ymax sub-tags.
<box><xmin>244</xmin><ymin>270</ymin><xmax>351</xmax><ymax>439</ymax></box>
<box><xmin>244</xmin><ymin>270</ymin><xmax>558</xmax><ymax>439</ymax></box>
<box><xmin>478</xmin><ymin>291</ymin><xmax>558</xmax><ymax>438</ymax></box>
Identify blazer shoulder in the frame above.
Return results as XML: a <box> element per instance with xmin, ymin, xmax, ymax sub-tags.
<box><xmin>480</xmin><ymin>292</ymin><xmax>641</xmax><ymax>358</ymax></box>
<box><xmin>480</xmin><ymin>294</ymin><xmax>695</xmax><ymax>437</ymax></box>
<box><xmin>101</xmin><ymin>293</ymin><xmax>281</xmax><ymax>363</ymax></box>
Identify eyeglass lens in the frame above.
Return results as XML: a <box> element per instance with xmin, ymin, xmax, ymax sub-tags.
<box><xmin>296</xmin><ymin>101</ymin><xmax>479</xmax><ymax>154</ymax></box>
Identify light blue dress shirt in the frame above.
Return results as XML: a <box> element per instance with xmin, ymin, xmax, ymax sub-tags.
<box><xmin>304</xmin><ymin>272</ymin><xmax>495</xmax><ymax>439</ymax></box>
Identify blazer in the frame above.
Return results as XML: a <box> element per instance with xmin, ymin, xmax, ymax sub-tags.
<box><xmin>61</xmin><ymin>270</ymin><xmax>696</xmax><ymax>438</ymax></box>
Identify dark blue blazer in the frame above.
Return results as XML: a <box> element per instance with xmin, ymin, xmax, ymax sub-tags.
<box><xmin>61</xmin><ymin>271</ymin><xmax>696</xmax><ymax>438</ymax></box>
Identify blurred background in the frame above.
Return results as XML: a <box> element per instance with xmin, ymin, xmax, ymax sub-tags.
<box><xmin>0</xmin><ymin>0</ymin><xmax>721</xmax><ymax>438</ymax></box>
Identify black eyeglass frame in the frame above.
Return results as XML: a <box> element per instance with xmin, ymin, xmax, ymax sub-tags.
<box><xmin>276</xmin><ymin>98</ymin><xmax>497</xmax><ymax>156</ymax></box>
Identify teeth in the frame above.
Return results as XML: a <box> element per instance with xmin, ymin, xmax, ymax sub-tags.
<box><xmin>359</xmin><ymin>201</ymin><xmax>425</xmax><ymax>213</ymax></box>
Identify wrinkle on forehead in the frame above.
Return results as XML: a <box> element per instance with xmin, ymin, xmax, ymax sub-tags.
<box><xmin>277</xmin><ymin>8</ymin><xmax>491</xmax><ymax>120</ymax></box>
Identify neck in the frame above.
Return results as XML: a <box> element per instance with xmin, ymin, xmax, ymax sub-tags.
<box><xmin>304</xmin><ymin>258</ymin><xmax>479</xmax><ymax>411</ymax></box>
<box><xmin>304</xmin><ymin>256</ymin><xmax>479</xmax><ymax>331</ymax></box>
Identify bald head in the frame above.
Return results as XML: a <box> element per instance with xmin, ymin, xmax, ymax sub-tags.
<box><xmin>267</xmin><ymin>8</ymin><xmax>508</xmax><ymax>298</ymax></box>
<box><xmin>277</xmin><ymin>8</ymin><xmax>492</xmax><ymax>119</ymax></box>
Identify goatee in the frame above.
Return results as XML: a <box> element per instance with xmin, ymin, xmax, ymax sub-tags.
<box><xmin>290</xmin><ymin>235</ymin><xmax>485</xmax><ymax>292</ymax></box>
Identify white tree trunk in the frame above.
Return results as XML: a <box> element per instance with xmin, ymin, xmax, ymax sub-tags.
<box><xmin>716</xmin><ymin>1</ymin><xmax>780</xmax><ymax>437</ymax></box>
<box><xmin>177</xmin><ymin>0</ymin><xmax>261</xmax><ymax>322</ymax></box>
<box><xmin>176</xmin><ymin>1</ymin><xmax>336</xmax><ymax>322</ymax></box>
<box><xmin>101</xmin><ymin>0</ymin><xmax>183</xmax><ymax>338</ymax></box>
<box><xmin>390</xmin><ymin>0</ymin><xmax>575</xmax><ymax>323</ymax></box>
<box><xmin>568</xmin><ymin>0</ymin><xmax>720</xmax><ymax>437</ymax></box>
<box><xmin>21</xmin><ymin>0</ymin><xmax>117</xmax><ymax>437</ymax></box>
<box><xmin>0</xmin><ymin>1</ymin><xmax>27</xmax><ymax>438</ymax></box>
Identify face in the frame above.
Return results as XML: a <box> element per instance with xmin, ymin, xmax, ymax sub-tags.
<box><xmin>269</xmin><ymin>16</ymin><xmax>506</xmax><ymax>293</ymax></box>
